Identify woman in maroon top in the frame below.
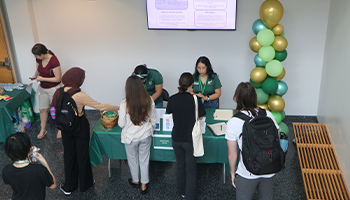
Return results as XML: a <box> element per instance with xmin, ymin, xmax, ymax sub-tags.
<box><xmin>31</xmin><ymin>43</ymin><xmax>62</xmax><ymax>139</ymax></box>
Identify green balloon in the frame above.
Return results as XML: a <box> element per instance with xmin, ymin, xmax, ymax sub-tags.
<box><xmin>275</xmin><ymin>81</ymin><xmax>288</xmax><ymax>96</ymax></box>
<box><xmin>274</xmin><ymin>50</ymin><xmax>288</xmax><ymax>62</ymax></box>
<box><xmin>262</xmin><ymin>78</ymin><xmax>278</xmax><ymax>94</ymax></box>
<box><xmin>266</xmin><ymin>60</ymin><xmax>283</xmax><ymax>77</ymax></box>
<box><xmin>259</xmin><ymin>46</ymin><xmax>275</xmax><ymax>62</ymax></box>
<box><xmin>256</xmin><ymin>88</ymin><xmax>269</xmax><ymax>104</ymax></box>
<box><xmin>257</xmin><ymin>29</ymin><xmax>275</xmax><ymax>47</ymax></box>
<box><xmin>278</xmin><ymin>122</ymin><xmax>289</xmax><ymax>135</ymax></box>
<box><xmin>271</xmin><ymin>111</ymin><xmax>282</xmax><ymax>124</ymax></box>
<box><xmin>280</xmin><ymin>32</ymin><xmax>285</xmax><ymax>37</ymax></box>
<box><xmin>279</xmin><ymin>110</ymin><xmax>285</xmax><ymax>120</ymax></box>
<box><xmin>250</xmin><ymin>79</ymin><xmax>262</xmax><ymax>88</ymax></box>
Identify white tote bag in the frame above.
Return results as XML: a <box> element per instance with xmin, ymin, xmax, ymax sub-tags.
<box><xmin>192</xmin><ymin>95</ymin><xmax>204</xmax><ymax>157</ymax></box>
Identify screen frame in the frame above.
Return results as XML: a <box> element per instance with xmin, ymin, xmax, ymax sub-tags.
<box><xmin>146</xmin><ymin>0</ymin><xmax>237</xmax><ymax>31</ymax></box>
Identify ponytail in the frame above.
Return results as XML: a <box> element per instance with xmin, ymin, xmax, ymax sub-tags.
<box><xmin>32</xmin><ymin>43</ymin><xmax>55</xmax><ymax>56</ymax></box>
<box><xmin>47</xmin><ymin>50</ymin><xmax>55</xmax><ymax>56</ymax></box>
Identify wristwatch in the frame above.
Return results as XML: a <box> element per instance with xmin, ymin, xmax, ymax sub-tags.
<box><xmin>207</xmin><ymin>96</ymin><xmax>210</xmax><ymax>101</ymax></box>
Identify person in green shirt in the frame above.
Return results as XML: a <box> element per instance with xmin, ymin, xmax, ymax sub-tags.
<box><xmin>133</xmin><ymin>64</ymin><xmax>164</xmax><ymax>107</ymax></box>
<box><xmin>191</xmin><ymin>56</ymin><xmax>222</xmax><ymax>108</ymax></box>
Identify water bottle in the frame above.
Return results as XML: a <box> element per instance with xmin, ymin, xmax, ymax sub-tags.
<box><xmin>50</xmin><ymin>107</ymin><xmax>56</xmax><ymax>120</ymax></box>
<box><xmin>31</xmin><ymin>147</ymin><xmax>39</xmax><ymax>162</ymax></box>
<box><xmin>280</xmin><ymin>132</ymin><xmax>288</xmax><ymax>152</ymax></box>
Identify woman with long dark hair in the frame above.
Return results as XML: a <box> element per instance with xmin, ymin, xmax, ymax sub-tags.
<box><xmin>191</xmin><ymin>56</ymin><xmax>222</xmax><ymax>108</ymax></box>
<box><xmin>118</xmin><ymin>75</ymin><xmax>156</xmax><ymax>195</ymax></box>
<box><xmin>31</xmin><ymin>43</ymin><xmax>62</xmax><ymax>139</ymax></box>
<box><xmin>51</xmin><ymin>67</ymin><xmax>119</xmax><ymax>196</ymax></box>
<box><xmin>225</xmin><ymin>82</ymin><xmax>279</xmax><ymax>200</ymax></box>
<box><xmin>166</xmin><ymin>72</ymin><xmax>206</xmax><ymax>199</ymax></box>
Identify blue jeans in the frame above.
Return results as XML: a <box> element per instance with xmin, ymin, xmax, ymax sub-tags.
<box><xmin>155</xmin><ymin>102</ymin><xmax>163</xmax><ymax>108</ymax></box>
<box><xmin>203</xmin><ymin>99</ymin><xmax>218</xmax><ymax>108</ymax></box>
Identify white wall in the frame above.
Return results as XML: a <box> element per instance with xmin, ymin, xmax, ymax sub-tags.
<box><xmin>318</xmin><ymin>0</ymin><xmax>350</xmax><ymax>190</ymax></box>
<box><xmin>3</xmin><ymin>0</ymin><xmax>330</xmax><ymax>115</ymax></box>
<box><xmin>3</xmin><ymin>0</ymin><xmax>41</xmax><ymax>111</ymax></box>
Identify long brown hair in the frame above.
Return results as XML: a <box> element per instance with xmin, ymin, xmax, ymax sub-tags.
<box><xmin>125</xmin><ymin>75</ymin><xmax>152</xmax><ymax>126</ymax></box>
<box><xmin>233</xmin><ymin>82</ymin><xmax>258</xmax><ymax>117</ymax></box>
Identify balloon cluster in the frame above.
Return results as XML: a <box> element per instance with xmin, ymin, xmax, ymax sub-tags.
<box><xmin>249</xmin><ymin>0</ymin><xmax>288</xmax><ymax>135</ymax></box>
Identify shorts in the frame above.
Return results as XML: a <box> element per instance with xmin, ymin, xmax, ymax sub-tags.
<box><xmin>38</xmin><ymin>85</ymin><xmax>61</xmax><ymax>109</ymax></box>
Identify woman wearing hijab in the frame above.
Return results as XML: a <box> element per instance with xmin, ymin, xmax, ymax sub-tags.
<box><xmin>51</xmin><ymin>67</ymin><xmax>119</xmax><ymax>196</ymax></box>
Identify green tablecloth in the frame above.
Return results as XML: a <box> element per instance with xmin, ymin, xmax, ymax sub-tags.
<box><xmin>89</xmin><ymin>108</ymin><xmax>231</xmax><ymax>168</ymax></box>
<box><xmin>0</xmin><ymin>85</ymin><xmax>35</xmax><ymax>143</ymax></box>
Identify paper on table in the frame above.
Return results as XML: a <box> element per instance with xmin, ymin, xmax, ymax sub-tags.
<box><xmin>155</xmin><ymin>108</ymin><xmax>166</xmax><ymax>131</ymax></box>
<box><xmin>207</xmin><ymin>122</ymin><xmax>226</xmax><ymax>136</ymax></box>
<box><xmin>213</xmin><ymin>109</ymin><xmax>233</xmax><ymax>121</ymax></box>
<box><xmin>163</xmin><ymin>114</ymin><xmax>173</xmax><ymax>131</ymax></box>
<box><xmin>26</xmin><ymin>80</ymin><xmax>36</xmax><ymax>94</ymax></box>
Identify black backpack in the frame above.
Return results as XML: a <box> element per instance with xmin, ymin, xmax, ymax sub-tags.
<box><xmin>234</xmin><ymin>108</ymin><xmax>286</xmax><ymax>175</ymax></box>
<box><xmin>55</xmin><ymin>87</ymin><xmax>81</xmax><ymax>133</ymax></box>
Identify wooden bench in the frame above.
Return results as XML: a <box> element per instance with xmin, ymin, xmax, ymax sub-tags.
<box><xmin>293</xmin><ymin>123</ymin><xmax>350</xmax><ymax>200</ymax></box>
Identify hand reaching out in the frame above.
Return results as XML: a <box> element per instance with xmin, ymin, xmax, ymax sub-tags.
<box><xmin>32</xmin><ymin>153</ymin><xmax>48</xmax><ymax>167</ymax></box>
<box><xmin>231</xmin><ymin>173</ymin><xmax>236</xmax><ymax>188</ymax></box>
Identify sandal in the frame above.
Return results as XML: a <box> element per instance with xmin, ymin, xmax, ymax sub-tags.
<box><xmin>37</xmin><ymin>131</ymin><xmax>47</xmax><ymax>139</ymax></box>
<box><xmin>57</xmin><ymin>130</ymin><xmax>62</xmax><ymax>139</ymax></box>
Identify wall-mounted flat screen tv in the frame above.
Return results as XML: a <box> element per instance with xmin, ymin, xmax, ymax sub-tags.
<box><xmin>147</xmin><ymin>0</ymin><xmax>237</xmax><ymax>30</ymax></box>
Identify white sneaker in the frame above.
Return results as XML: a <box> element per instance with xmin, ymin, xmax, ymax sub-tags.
<box><xmin>60</xmin><ymin>184</ymin><xmax>72</xmax><ymax>196</ymax></box>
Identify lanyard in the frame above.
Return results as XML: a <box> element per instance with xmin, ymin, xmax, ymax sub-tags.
<box><xmin>14</xmin><ymin>160</ymin><xmax>30</xmax><ymax>165</ymax></box>
<box><xmin>199</xmin><ymin>75</ymin><xmax>207</xmax><ymax>94</ymax></box>
<box><xmin>143</xmin><ymin>77</ymin><xmax>148</xmax><ymax>88</ymax></box>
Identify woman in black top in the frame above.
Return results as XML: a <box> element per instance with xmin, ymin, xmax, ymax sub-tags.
<box><xmin>166</xmin><ymin>72</ymin><xmax>206</xmax><ymax>200</ymax></box>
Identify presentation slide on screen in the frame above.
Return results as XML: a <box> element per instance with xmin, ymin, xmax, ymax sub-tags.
<box><xmin>147</xmin><ymin>0</ymin><xmax>237</xmax><ymax>30</ymax></box>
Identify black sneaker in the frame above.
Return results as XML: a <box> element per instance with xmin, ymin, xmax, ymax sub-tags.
<box><xmin>60</xmin><ymin>184</ymin><xmax>72</xmax><ymax>196</ymax></box>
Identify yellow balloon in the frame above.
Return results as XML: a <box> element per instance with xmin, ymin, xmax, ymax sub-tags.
<box><xmin>249</xmin><ymin>37</ymin><xmax>262</xmax><ymax>53</ymax></box>
<box><xmin>267</xmin><ymin>95</ymin><xmax>285</xmax><ymax>112</ymax></box>
<box><xmin>274</xmin><ymin>67</ymin><xmax>285</xmax><ymax>81</ymax></box>
<box><xmin>272</xmin><ymin>36</ymin><xmax>288</xmax><ymax>51</ymax></box>
<box><xmin>258</xmin><ymin>103</ymin><xmax>269</xmax><ymax>110</ymax></box>
<box><xmin>250</xmin><ymin>67</ymin><xmax>267</xmax><ymax>83</ymax></box>
<box><xmin>272</xmin><ymin>24</ymin><xmax>284</xmax><ymax>35</ymax></box>
<box><xmin>259</xmin><ymin>0</ymin><xmax>284</xmax><ymax>29</ymax></box>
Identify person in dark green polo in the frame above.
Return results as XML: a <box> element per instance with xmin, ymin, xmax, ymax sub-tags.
<box><xmin>191</xmin><ymin>56</ymin><xmax>222</xmax><ymax>108</ymax></box>
<box><xmin>133</xmin><ymin>64</ymin><xmax>163</xmax><ymax>107</ymax></box>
